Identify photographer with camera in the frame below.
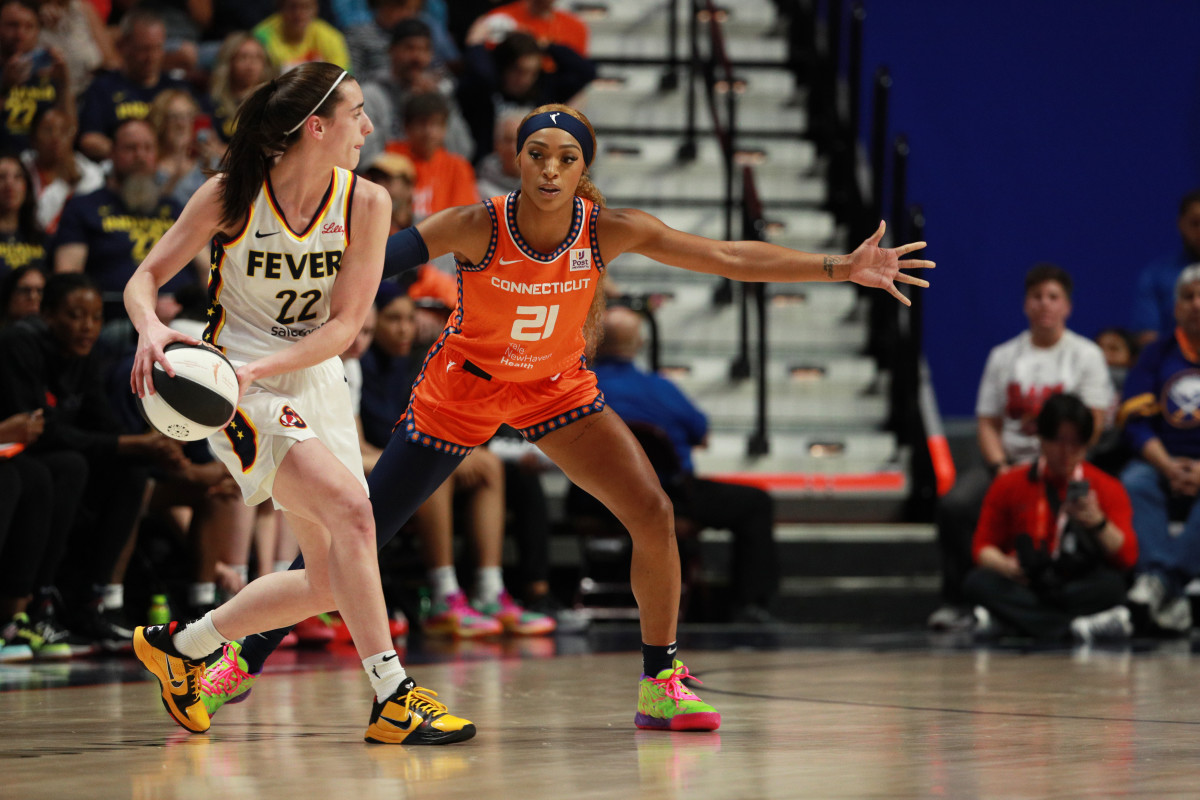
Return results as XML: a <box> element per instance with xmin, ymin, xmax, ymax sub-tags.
<box><xmin>963</xmin><ymin>393</ymin><xmax>1138</xmax><ymax>642</ymax></box>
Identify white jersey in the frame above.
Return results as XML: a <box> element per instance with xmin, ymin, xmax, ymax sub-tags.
<box><xmin>203</xmin><ymin>167</ymin><xmax>358</xmax><ymax>362</ymax></box>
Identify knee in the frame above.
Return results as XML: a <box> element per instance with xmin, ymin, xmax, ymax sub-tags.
<box><xmin>335</xmin><ymin>496</ymin><xmax>376</xmax><ymax>549</ymax></box>
<box><xmin>627</xmin><ymin>487</ymin><xmax>675</xmax><ymax>537</ymax></box>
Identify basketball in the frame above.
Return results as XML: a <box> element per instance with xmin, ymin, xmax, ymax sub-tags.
<box><xmin>137</xmin><ymin>343</ymin><xmax>239</xmax><ymax>441</ymax></box>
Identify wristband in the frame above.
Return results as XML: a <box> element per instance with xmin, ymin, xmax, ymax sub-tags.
<box><xmin>1085</xmin><ymin>516</ymin><xmax>1108</xmax><ymax>535</ymax></box>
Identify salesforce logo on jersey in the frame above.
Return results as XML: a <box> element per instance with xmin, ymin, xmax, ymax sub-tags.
<box><xmin>570</xmin><ymin>248</ymin><xmax>591</xmax><ymax>272</ymax></box>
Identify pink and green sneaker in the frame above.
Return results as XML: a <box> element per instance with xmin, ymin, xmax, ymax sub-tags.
<box><xmin>635</xmin><ymin>660</ymin><xmax>721</xmax><ymax>731</ymax></box>
<box><xmin>424</xmin><ymin>590</ymin><xmax>503</xmax><ymax>638</ymax></box>
<box><xmin>200</xmin><ymin>641</ymin><xmax>257</xmax><ymax>717</ymax></box>
<box><xmin>473</xmin><ymin>590</ymin><xmax>556</xmax><ymax>636</ymax></box>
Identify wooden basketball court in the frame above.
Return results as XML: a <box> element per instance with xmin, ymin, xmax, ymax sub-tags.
<box><xmin>3</xmin><ymin>631</ymin><xmax>1199</xmax><ymax>798</ymax></box>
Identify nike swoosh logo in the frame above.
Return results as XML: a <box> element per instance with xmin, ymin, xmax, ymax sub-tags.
<box><xmin>550</xmin><ymin>372</ymin><xmax>561</xmax><ymax>382</ymax></box>
<box><xmin>381</xmin><ymin>712</ymin><xmax>416</xmax><ymax>731</ymax></box>
<box><xmin>255</xmin><ymin>230</ymin><xmax>280</xmax><ymax>238</ymax></box>
<box><xmin>667</xmin><ymin>646</ymin><xmax>677</xmax><ymax>655</ymax></box>
<box><xmin>498</xmin><ymin>257</ymin><xmax>522</xmax><ymax>265</ymax></box>
<box><xmin>446</xmin><ymin>360</ymin><xmax>456</xmax><ymax>373</ymax></box>
<box><xmin>166</xmin><ymin>657</ymin><xmax>187</xmax><ymax>691</ymax></box>
<box><xmin>381</xmin><ymin>653</ymin><xmax>397</xmax><ymax>662</ymax></box>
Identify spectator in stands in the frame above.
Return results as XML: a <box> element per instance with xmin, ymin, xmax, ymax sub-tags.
<box><xmin>208</xmin><ymin>33</ymin><xmax>277</xmax><ymax>146</ymax></box>
<box><xmin>0</xmin><ymin>154</ymin><xmax>45</xmax><ymax>279</ymax></box>
<box><xmin>148</xmin><ymin>89</ymin><xmax>216</xmax><ymax>207</ymax></box>
<box><xmin>1097</xmin><ymin>327</ymin><xmax>1140</xmax><ymax>394</ymax></box>
<box><xmin>458</xmin><ymin>31</ymin><xmax>595</xmax><ymax>163</ymax></box>
<box><xmin>359</xmin><ymin>18</ymin><xmax>473</xmax><ymax>167</ymax></box>
<box><xmin>21</xmin><ymin>107</ymin><xmax>104</xmax><ymax>234</ymax></box>
<box><xmin>55</xmin><ymin>118</ymin><xmax>198</xmax><ymax>322</ymax></box>
<box><xmin>384</xmin><ymin>91</ymin><xmax>479</xmax><ymax>221</ymax></box>
<box><xmin>77</xmin><ymin>9</ymin><xmax>192</xmax><ymax>162</ymax></box>
<box><xmin>362</xmin><ymin>284</ymin><xmax>554</xmax><ymax>636</ymax></box>
<box><xmin>0</xmin><ymin>263</ymin><xmax>43</xmax><ymax>325</ymax></box>
<box><xmin>345</xmin><ymin>0</ymin><xmax>458</xmax><ymax>79</ymax></box>
<box><xmin>364</xmin><ymin>150</ymin><xmax>417</xmax><ymax>235</ymax></box>
<box><xmin>466</xmin><ymin>0</ymin><xmax>589</xmax><ymax>61</ymax></box>
<box><xmin>0</xmin><ymin>0</ymin><xmax>71</xmax><ymax>152</ymax></box>
<box><xmin>964</xmin><ymin>393</ymin><xmax>1138</xmax><ymax>642</ymax></box>
<box><xmin>475</xmin><ymin>109</ymin><xmax>524</xmax><ymax>199</ymax></box>
<box><xmin>929</xmin><ymin>263</ymin><xmax>1113</xmax><ymax>631</ymax></box>
<box><xmin>1132</xmin><ymin>190</ymin><xmax>1200</xmax><ymax>345</ymax></box>
<box><xmin>1119</xmin><ymin>263</ymin><xmax>1200</xmax><ymax>636</ymax></box>
<box><xmin>590</xmin><ymin>306</ymin><xmax>780</xmax><ymax>623</ymax></box>
<box><xmin>253</xmin><ymin>0</ymin><xmax>350</xmax><ymax>74</ymax></box>
<box><xmin>36</xmin><ymin>0</ymin><xmax>117</xmax><ymax>98</ymax></box>
<box><xmin>0</xmin><ymin>273</ymin><xmax>184</xmax><ymax>649</ymax></box>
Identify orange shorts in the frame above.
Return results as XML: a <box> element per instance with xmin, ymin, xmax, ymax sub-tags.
<box><xmin>400</xmin><ymin>343</ymin><xmax>606</xmax><ymax>453</ymax></box>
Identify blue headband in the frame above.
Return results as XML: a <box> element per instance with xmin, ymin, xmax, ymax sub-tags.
<box><xmin>515</xmin><ymin>111</ymin><xmax>594</xmax><ymax>166</ymax></box>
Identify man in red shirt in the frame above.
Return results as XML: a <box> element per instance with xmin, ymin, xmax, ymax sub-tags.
<box><xmin>964</xmin><ymin>393</ymin><xmax>1139</xmax><ymax>641</ymax></box>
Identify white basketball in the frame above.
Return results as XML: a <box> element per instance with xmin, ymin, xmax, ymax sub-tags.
<box><xmin>137</xmin><ymin>343</ymin><xmax>239</xmax><ymax>441</ymax></box>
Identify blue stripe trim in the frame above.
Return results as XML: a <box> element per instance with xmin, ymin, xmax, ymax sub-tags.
<box><xmin>587</xmin><ymin>200</ymin><xmax>605</xmax><ymax>272</ymax></box>
<box><xmin>517</xmin><ymin>393</ymin><xmax>607</xmax><ymax>442</ymax></box>
<box><xmin>398</xmin><ymin>404</ymin><xmax>476</xmax><ymax>456</ymax></box>
<box><xmin>504</xmin><ymin>191</ymin><xmax>583</xmax><ymax>262</ymax></box>
<box><xmin>345</xmin><ymin>170</ymin><xmax>357</xmax><ymax>241</ymax></box>
<box><xmin>458</xmin><ymin>197</ymin><xmax>499</xmax><ymax>273</ymax></box>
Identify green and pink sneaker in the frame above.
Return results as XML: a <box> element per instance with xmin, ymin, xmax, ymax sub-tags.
<box><xmin>635</xmin><ymin>660</ymin><xmax>721</xmax><ymax>731</ymax></box>
<box><xmin>424</xmin><ymin>590</ymin><xmax>503</xmax><ymax>638</ymax></box>
<box><xmin>473</xmin><ymin>591</ymin><xmax>556</xmax><ymax>636</ymax></box>
<box><xmin>200</xmin><ymin>641</ymin><xmax>257</xmax><ymax>718</ymax></box>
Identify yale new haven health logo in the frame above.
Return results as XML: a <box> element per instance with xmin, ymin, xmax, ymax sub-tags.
<box><xmin>569</xmin><ymin>248</ymin><xmax>591</xmax><ymax>272</ymax></box>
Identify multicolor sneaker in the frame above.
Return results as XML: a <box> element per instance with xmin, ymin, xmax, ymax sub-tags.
<box><xmin>635</xmin><ymin>660</ymin><xmax>721</xmax><ymax>732</ymax></box>
<box><xmin>133</xmin><ymin>623</ymin><xmax>210</xmax><ymax>733</ymax></box>
<box><xmin>424</xmin><ymin>590</ymin><xmax>502</xmax><ymax>638</ymax></box>
<box><xmin>9</xmin><ymin>612</ymin><xmax>74</xmax><ymax>659</ymax></box>
<box><xmin>364</xmin><ymin>677</ymin><xmax>477</xmax><ymax>745</ymax></box>
<box><xmin>0</xmin><ymin>616</ymin><xmax>33</xmax><ymax>662</ymax></box>
<box><xmin>200</xmin><ymin>641</ymin><xmax>258</xmax><ymax>717</ymax></box>
<box><xmin>473</xmin><ymin>590</ymin><xmax>556</xmax><ymax>636</ymax></box>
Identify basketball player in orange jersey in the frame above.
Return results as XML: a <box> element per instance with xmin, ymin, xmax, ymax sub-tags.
<box><xmin>206</xmin><ymin>102</ymin><xmax>933</xmax><ymax>733</ymax></box>
<box><xmin>122</xmin><ymin>62</ymin><xmax>475</xmax><ymax>745</ymax></box>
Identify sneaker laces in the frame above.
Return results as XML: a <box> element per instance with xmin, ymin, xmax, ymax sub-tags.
<box><xmin>201</xmin><ymin>643</ymin><xmax>252</xmax><ymax>695</ymax></box>
<box><xmin>647</xmin><ymin>663</ymin><xmax>702</xmax><ymax>706</ymax></box>
<box><xmin>404</xmin><ymin>685</ymin><xmax>450</xmax><ymax>720</ymax></box>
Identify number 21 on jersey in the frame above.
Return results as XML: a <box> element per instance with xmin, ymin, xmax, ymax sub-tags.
<box><xmin>511</xmin><ymin>305</ymin><xmax>560</xmax><ymax>341</ymax></box>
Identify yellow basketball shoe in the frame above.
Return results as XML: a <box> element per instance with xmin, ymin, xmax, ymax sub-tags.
<box><xmin>133</xmin><ymin>623</ymin><xmax>211</xmax><ymax>733</ymax></box>
<box><xmin>364</xmin><ymin>678</ymin><xmax>477</xmax><ymax>745</ymax></box>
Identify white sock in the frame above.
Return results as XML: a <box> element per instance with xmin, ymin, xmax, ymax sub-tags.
<box><xmin>189</xmin><ymin>582</ymin><xmax>216</xmax><ymax>609</ymax></box>
<box><xmin>475</xmin><ymin>566</ymin><xmax>505</xmax><ymax>605</ymax></box>
<box><xmin>273</xmin><ymin>560</ymin><xmax>292</xmax><ymax>574</ymax></box>
<box><xmin>172</xmin><ymin>611</ymin><xmax>229</xmax><ymax>660</ymax></box>
<box><xmin>363</xmin><ymin>650</ymin><xmax>407</xmax><ymax>702</ymax></box>
<box><xmin>428</xmin><ymin>566</ymin><xmax>460</xmax><ymax>603</ymax></box>
<box><xmin>230</xmin><ymin>564</ymin><xmax>248</xmax><ymax>585</ymax></box>
<box><xmin>102</xmin><ymin>583</ymin><xmax>124</xmax><ymax>611</ymax></box>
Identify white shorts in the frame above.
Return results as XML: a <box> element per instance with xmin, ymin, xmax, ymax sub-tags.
<box><xmin>207</xmin><ymin>356</ymin><xmax>367</xmax><ymax>509</ymax></box>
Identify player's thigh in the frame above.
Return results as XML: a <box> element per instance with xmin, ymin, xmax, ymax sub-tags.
<box><xmin>273</xmin><ymin>438</ymin><xmax>374</xmax><ymax>536</ymax></box>
<box><xmin>535</xmin><ymin>407</ymin><xmax>671</xmax><ymax>528</ymax></box>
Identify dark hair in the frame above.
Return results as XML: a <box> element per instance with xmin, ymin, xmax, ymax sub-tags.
<box><xmin>0</xmin><ymin>0</ymin><xmax>39</xmax><ymax>20</ymax></box>
<box><xmin>42</xmin><ymin>272</ymin><xmax>98</xmax><ymax>314</ymax></box>
<box><xmin>216</xmin><ymin>62</ymin><xmax>351</xmax><ymax>228</ymax></box>
<box><xmin>1036</xmin><ymin>393</ymin><xmax>1094</xmax><ymax>443</ymax></box>
<box><xmin>0</xmin><ymin>153</ymin><xmax>43</xmax><ymax>245</ymax></box>
<box><xmin>119</xmin><ymin>6</ymin><xmax>165</xmax><ymax>37</ymax></box>
<box><xmin>403</xmin><ymin>90</ymin><xmax>449</xmax><ymax>124</ymax></box>
<box><xmin>495</xmin><ymin>31</ymin><xmax>541</xmax><ymax>71</ymax></box>
<box><xmin>1024</xmin><ymin>262</ymin><xmax>1073</xmax><ymax>299</ymax></box>
<box><xmin>0</xmin><ymin>264</ymin><xmax>45</xmax><ymax>318</ymax></box>
<box><xmin>1096</xmin><ymin>326</ymin><xmax>1140</xmax><ymax>361</ymax></box>
<box><xmin>390</xmin><ymin>17</ymin><xmax>431</xmax><ymax>46</ymax></box>
<box><xmin>1180</xmin><ymin>190</ymin><xmax>1200</xmax><ymax>217</ymax></box>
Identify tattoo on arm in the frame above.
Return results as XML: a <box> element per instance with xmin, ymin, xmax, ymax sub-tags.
<box><xmin>822</xmin><ymin>255</ymin><xmax>839</xmax><ymax>279</ymax></box>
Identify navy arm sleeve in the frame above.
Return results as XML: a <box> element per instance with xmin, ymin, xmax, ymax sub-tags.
<box><xmin>383</xmin><ymin>227</ymin><xmax>429</xmax><ymax>280</ymax></box>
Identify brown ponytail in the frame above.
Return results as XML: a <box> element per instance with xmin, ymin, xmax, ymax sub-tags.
<box><xmin>215</xmin><ymin>62</ymin><xmax>350</xmax><ymax>229</ymax></box>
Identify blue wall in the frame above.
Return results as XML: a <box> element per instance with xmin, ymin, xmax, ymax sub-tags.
<box><xmin>859</xmin><ymin>2</ymin><xmax>1200</xmax><ymax>416</ymax></box>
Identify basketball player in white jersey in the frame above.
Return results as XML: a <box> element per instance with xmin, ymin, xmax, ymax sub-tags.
<box><xmin>123</xmin><ymin>62</ymin><xmax>474</xmax><ymax>745</ymax></box>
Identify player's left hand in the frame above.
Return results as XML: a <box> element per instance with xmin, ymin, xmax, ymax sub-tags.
<box><xmin>846</xmin><ymin>220</ymin><xmax>934</xmax><ymax>306</ymax></box>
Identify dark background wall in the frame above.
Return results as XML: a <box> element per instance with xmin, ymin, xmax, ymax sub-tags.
<box><xmin>859</xmin><ymin>1</ymin><xmax>1200</xmax><ymax>416</ymax></box>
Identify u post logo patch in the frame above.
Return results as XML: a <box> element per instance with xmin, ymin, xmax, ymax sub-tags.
<box><xmin>279</xmin><ymin>405</ymin><xmax>308</xmax><ymax>429</ymax></box>
<box><xmin>569</xmin><ymin>248</ymin><xmax>591</xmax><ymax>272</ymax></box>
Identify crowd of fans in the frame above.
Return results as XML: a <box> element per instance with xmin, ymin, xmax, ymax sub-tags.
<box><xmin>928</xmin><ymin>189</ymin><xmax>1200</xmax><ymax>644</ymax></box>
<box><xmin>2</xmin><ymin>0</ymin><xmax>1197</xmax><ymax>662</ymax></box>
<box><xmin>0</xmin><ymin>0</ymin><xmax>606</xmax><ymax>661</ymax></box>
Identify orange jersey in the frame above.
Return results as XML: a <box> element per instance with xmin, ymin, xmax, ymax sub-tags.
<box><xmin>440</xmin><ymin>191</ymin><xmax>604</xmax><ymax>382</ymax></box>
<box><xmin>483</xmin><ymin>1</ymin><xmax>590</xmax><ymax>56</ymax></box>
<box><xmin>384</xmin><ymin>141</ymin><xmax>480</xmax><ymax>219</ymax></box>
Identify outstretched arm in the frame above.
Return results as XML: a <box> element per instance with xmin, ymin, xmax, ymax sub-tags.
<box><xmin>599</xmin><ymin>209</ymin><xmax>933</xmax><ymax>306</ymax></box>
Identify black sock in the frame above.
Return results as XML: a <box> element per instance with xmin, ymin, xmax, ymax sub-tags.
<box><xmin>642</xmin><ymin>642</ymin><xmax>677</xmax><ymax>677</ymax></box>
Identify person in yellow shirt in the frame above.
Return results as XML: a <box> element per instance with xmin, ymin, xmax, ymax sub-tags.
<box><xmin>253</xmin><ymin>0</ymin><xmax>350</xmax><ymax>73</ymax></box>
